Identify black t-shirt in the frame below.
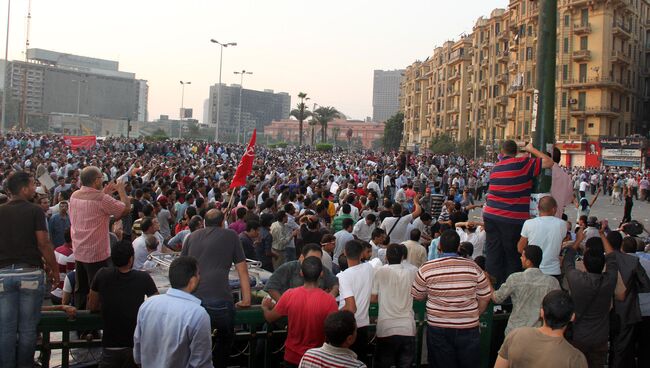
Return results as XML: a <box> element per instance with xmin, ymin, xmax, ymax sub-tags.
<box><xmin>90</xmin><ymin>267</ymin><xmax>157</xmax><ymax>347</ymax></box>
<box><xmin>181</xmin><ymin>226</ymin><xmax>246</xmax><ymax>302</ymax></box>
<box><xmin>0</xmin><ymin>199</ymin><xmax>47</xmax><ymax>268</ymax></box>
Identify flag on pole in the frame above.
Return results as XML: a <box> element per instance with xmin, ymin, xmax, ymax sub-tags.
<box><xmin>229</xmin><ymin>129</ymin><xmax>257</xmax><ymax>189</ymax></box>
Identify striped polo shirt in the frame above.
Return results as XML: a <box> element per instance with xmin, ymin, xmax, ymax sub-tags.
<box><xmin>411</xmin><ymin>256</ymin><xmax>492</xmax><ymax>329</ymax></box>
<box><xmin>483</xmin><ymin>156</ymin><xmax>542</xmax><ymax>224</ymax></box>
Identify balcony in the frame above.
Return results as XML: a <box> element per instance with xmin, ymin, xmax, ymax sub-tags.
<box><xmin>448</xmin><ymin>72</ymin><xmax>461</xmax><ymax>82</ymax></box>
<box><xmin>612</xmin><ymin>22</ymin><xmax>631</xmax><ymax>40</ymax></box>
<box><xmin>508</xmin><ymin>84</ymin><xmax>523</xmax><ymax>95</ymax></box>
<box><xmin>507</xmin><ymin>111</ymin><xmax>516</xmax><ymax>121</ymax></box>
<box><xmin>495</xmin><ymin>117</ymin><xmax>507</xmax><ymax>127</ymax></box>
<box><xmin>572</xmin><ymin>49</ymin><xmax>591</xmax><ymax>62</ymax></box>
<box><xmin>509</xmin><ymin>42</ymin><xmax>519</xmax><ymax>52</ymax></box>
<box><xmin>570</xmin><ymin>106</ymin><xmax>621</xmax><ymax>118</ymax></box>
<box><xmin>508</xmin><ymin>63</ymin><xmax>518</xmax><ymax>73</ymax></box>
<box><xmin>478</xmin><ymin>118</ymin><xmax>486</xmax><ymax>127</ymax></box>
<box><xmin>496</xmin><ymin>96</ymin><xmax>508</xmax><ymax>106</ymax></box>
<box><xmin>447</xmin><ymin>106</ymin><xmax>460</xmax><ymax>114</ymax></box>
<box><xmin>574</xmin><ymin>23</ymin><xmax>591</xmax><ymax>35</ymax></box>
<box><xmin>467</xmin><ymin>64</ymin><xmax>474</xmax><ymax>73</ymax></box>
<box><xmin>564</xmin><ymin>76</ymin><xmax>627</xmax><ymax>91</ymax></box>
<box><xmin>479</xmin><ymin>99</ymin><xmax>487</xmax><ymax>107</ymax></box>
<box><xmin>497</xmin><ymin>31</ymin><xmax>509</xmax><ymax>42</ymax></box>
<box><xmin>497</xmin><ymin>51</ymin><xmax>509</xmax><ymax>63</ymax></box>
<box><xmin>611</xmin><ymin>50</ymin><xmax>630</xmax><ymax>65</ymax></box>
<box><xmin>479</xmin><ymin>79</ymin><xmax>488</xmax><ymax>87</ymax></box>
<box><xmin>481</xmin><ymin>39</ymin><xmax>490</xmax><ymax>49</ymax></box>
<box><xmin>496</xmin><ymin>73</ymin><xmax>508</xmax><ymax>84</ymax></box>
<box><xmin>480</xmin><ymin>58</ymin><xmax>489</xmax><ymax>68</ymax></box>
<box><xmin>449</xmin><ymin>88</ymin><xmax>460</xmax><ymax>97</ymax></box>
<box><xmin>566</xmin><ymin>0</ymin><xmax>591</xmax><ymax>8</ymax></box>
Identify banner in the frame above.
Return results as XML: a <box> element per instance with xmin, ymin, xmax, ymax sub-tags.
<box><xmin>585</xmin><ymin>141</ymin><xmax>601</xmax><ymax>168</ymax></box>
<box><xmin>229</xmin><ymin>129</ymin><xmax>257</xmax><ymax>189</ymax></box>
<box><xmin>63</xmin><ymin>136</ymin><xmax>97</xmax><ymax>150</ymax></box>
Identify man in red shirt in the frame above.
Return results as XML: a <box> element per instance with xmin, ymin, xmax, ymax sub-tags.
<box><xmin>262</xmin><ymin>256</ymin><xmax>339</xmax><ymax>367</ymax></box>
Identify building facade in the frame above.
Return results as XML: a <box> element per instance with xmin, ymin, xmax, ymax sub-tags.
<box><xmin>4</xmin><ymin>48</ymin><xmax>147</xmax><ymax>127</ymax></box>
<box><xmin>207</xmin><ymin>84</ymin><xmax>290</xmax><ymax>142</ymax></box>
<box><xmin>401</xmin><ymin>0</ymin><xmax>650</xmax><ymax>166</ymax></box>
<box><xmin>372</xmin><ymin>69</ymin><xmax>405</xmax><ymax>123</ymax></box>
<box><xmin>264</xmin><ymin>118</ymin><xmax>384</xmax><ymax>149</ymax></box>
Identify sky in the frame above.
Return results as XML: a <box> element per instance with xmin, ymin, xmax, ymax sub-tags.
<box><xmin>2</xmin><ymin>0</ymin><xmax>508</xmax><ymax>122</ymax></box>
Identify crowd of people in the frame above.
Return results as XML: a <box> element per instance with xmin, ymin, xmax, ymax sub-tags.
<box><xmin>0</xmin><ymin>132</ymin><xmax>649</xmax><ymax>368</ymax></box>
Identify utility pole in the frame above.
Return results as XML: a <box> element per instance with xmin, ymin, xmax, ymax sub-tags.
<box><xmin>533</xmin><ymin>0</ymin><xmax>556</xmax><ymax>193</ymax></box>
<box><xmin>1</xmin><ymin>0</ymin><xmax>11</xmax><ymax>134</ymax></box>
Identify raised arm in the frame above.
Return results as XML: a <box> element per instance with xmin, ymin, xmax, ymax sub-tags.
<box><xmin>524</xmin><ymin>143</ymin><xmax>553</xmax><ymax>169</ymax></box>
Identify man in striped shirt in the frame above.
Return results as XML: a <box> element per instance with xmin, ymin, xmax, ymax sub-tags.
<box><xmin>299</xmin><ymin>310</ymin><xmax>366</xmax><ymax>368</ymax></box>
<box><xmin>411</xmin><ymin>230</ymin><xmax>492</xmax><ymax>368</ymax></box>
<box><xmin>482</xmin><ymin>140</ymin><xmax>553</xmax><ymax>285</ymax></box>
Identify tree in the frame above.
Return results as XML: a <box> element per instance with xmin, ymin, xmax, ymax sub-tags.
<box><xmin>383</xmin><ymin>112</ymin><xmax>404</xmax><ymax>151</ymax></box>
<box><xmin>312</xmin><ymin>106</ymin><xmax>341</xmax><ymax>144</ymax></box>
<box><xmin>430</xmin><ymin>134</ymin><xmax>456</xmax><ymax>154</ymax></box>
<box><xmin>290</xmin><ymin>92</ymin><xmax>311</xmax><ymax>146</ymax></box>
<box><xmin>332</xmin><ymin>127</ymin><xmax>341</xmax><ymax>146</ymax></box>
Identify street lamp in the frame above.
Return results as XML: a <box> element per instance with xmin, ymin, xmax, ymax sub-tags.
<box><xmin>0</xmin><ymin>0</ymin><xmax>10</xmax><ymax>134</ymax></box>
<box><xmin>179</xmin><ymin>80</ymin><xmax>191</xmax><ymax>139</ymax></box>
<box><xmin>233</xmin><ymin>70</ymin><xmax>253</xmax><ymax>145</ymax></box>
<box><xmin>210</xmin><ymin>39</ymin><xmax>237</xmax><ymax>143</ymax></box>
<box><xmin>71</xmin><ymin>79</ymin><xmax>86</xmax><ymax>115</ymax></box>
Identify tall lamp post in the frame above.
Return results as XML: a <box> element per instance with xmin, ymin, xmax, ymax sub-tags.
<box><xmin>179</xmin><ymin>80</ymin><xmax>191</xmax><ymax>139</ymax></box>
<box><xmin>0</xmin><ymin>0</ymin><xmax>10</xmax><ymax>134</ymax></box>
<box><xmin>233</xmin><ymin>70</ymin><xmax>252</xmax><ymax>145</ymax></box>
<box><xmin>210</xmin><ymin>39</ymin><xmax>237</xmax><ymax>143</ymax></box>
<box><xmin>71</xmin><ymin>79</ymin><xmax>86</xmax><ymax>115</ymax></box>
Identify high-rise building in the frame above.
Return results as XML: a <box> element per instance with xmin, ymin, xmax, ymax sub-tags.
<box><xmin>401</xmin><ymin>0</ymin><xmax>650</xmax><ymax>166</ymax></box>
<box><xmin>372</xmin><ymin>69</ymin><xmax>404</xmax><ymax>123</ymax></box>
<box><xmin>207</xmin><ymin>84</ymin><xmax>290</xmax><ymax>142</ymax></box>
<box><xmin>4</xmin><ymin>48</ymin><xmax>148</xmax><ymax>125</ymax></box>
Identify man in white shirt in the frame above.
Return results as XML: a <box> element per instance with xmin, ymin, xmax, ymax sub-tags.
<box><xmin>132</xmin><ymin>218</ymin><xmax>163</xmax><ymax>270</ymax></box>
<box><xmin>579</xmin><ymin>180</ymin><xmax>589</xmax><ymax>198</ymax></box>
<box><xmin>517</xmin><ymin>196</ymin><xmax>566</xmax><ymax>277</ymax></box>
<box><xmin>401</xmin><ymin>229</ymin><xmax>427</xmax><ymax>268</ymax></box>
<box><xmin>367</xmin><ymin>177</ymin><xmax>381</xmax><ymax>194</ymax></box>
<box><xmin>371</xmin><ymin>243</ymin><xmax>417</xmax><ymax>368</ymax></box>
<box><xmin>337</xmin><ymin>239</ymin><xmax>382</xmax><ymax>366</ymax></box>
<box><xmin>380</xmin><ymin>195</ymin><xmax>421</xmax><ymax>244</ymax></box>
<box><xmin>333</xmin><ymin>218</ymin><xmax>355</xmax><ymax>265</ymax></box>
<box><xmin>455</xmin><ymin>221</ymin><xmax>487</xmax><ymax>259</ymax></box>
<box><xmin>394</xmin><ymin>183</ymin><xmax>407</xmax><ymax>205</ymax></box>
<box><xmin>353</xmin><ymin>214</ymin><xmax>376</xmax><ymax>242</ymax></box>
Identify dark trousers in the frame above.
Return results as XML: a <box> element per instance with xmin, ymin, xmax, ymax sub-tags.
<box><xmin>349</xmin><ymin>326</ymin><xmax>369</xmax><ymax>366</ymax></box>
<box><xmin>375</xmin><ymin>335</ymin><xmax>416</xmax><ymax>368</ymax></box>
<box><xmin>484</xmin><ymin>217</ymin><xmax>523</xmax><ymax>286</ymax></box>
<box><xmin>426</xmin><ymin>325</ymin><xmax>480</xmax><ymax>368</ymax></box>
<box><xmin>610</xmin><ymin>318</ymin><xmax>636</xmax><ymax>368</ymax></box>
<box><xmin>74</xmin><ymin>259</ymin><xmax>110</xmax><ymax>309</ymax></box>
<box><xmin>572</xmin><ymin>341</ymin><xmax>607</xmax><ymax>368</ymax></box>
<box><xmin>98</xmin><ymin>347</ymin><xmax>137</xmax><ymax>368</ymax></box>
<box><xmin>202</xmin><ymin>299</ymin><xmax>236</xmax><ymax>368</ymax></box>
<box><xmin>636</xmin><ymin>316</ymin><xmax>650</xmax><ymax>368</ymax></box>
<box><xmin>580</xmin><ymin>190</ymin><xmax>586</xmax><ymax>198</ymax></box>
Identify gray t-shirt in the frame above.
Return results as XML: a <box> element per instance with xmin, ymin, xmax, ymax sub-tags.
<box><xmin>181</xmin><ymin>226</ymin><xmax>246</xmax><ymax>302</ymax></box>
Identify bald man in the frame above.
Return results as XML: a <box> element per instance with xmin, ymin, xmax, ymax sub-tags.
<box><xmin>517</xmin><ymin>196</ymin><xmax>567</xmax><ymax>279</ymax></box>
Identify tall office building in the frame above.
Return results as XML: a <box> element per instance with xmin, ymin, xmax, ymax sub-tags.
<box><xmin>5</xmin><ymin>48</ymin><xmax>148</xmax><ymax>125</ymax></box>
<box><xmin>372</xmin><ymin>69</ymin><xmax>404</xmax><ymax>123</ymax></box>
<box><xmin>401</xmin><ymin>0</ymin><xmax>650</xmax><ymax>166</ymax></box>
<box><xmin>208</xmin><ymin>84</ymin><xmax>290</xmax><ymax>142</ymax></box>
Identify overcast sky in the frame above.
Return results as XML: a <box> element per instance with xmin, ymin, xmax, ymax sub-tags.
<box><xmin>2</xmin><ymin>0</ymin><xmax>507</xmax><ymax>122</ymax></box>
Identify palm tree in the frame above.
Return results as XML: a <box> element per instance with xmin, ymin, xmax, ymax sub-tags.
<box><xmin>312</xmin><ymin>106</ymin><xmax>341</xmax><ymax>144</ymax></box>
<box><xmin>289</xmin><ymin>92</ymin><xmax>310</xmax><ymax>146</ymax></box>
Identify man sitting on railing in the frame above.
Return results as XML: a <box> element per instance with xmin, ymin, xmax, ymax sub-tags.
<box><xmin>87</xmin><ymin>240</ymin><xmax>158</xmax><ymax>368</ymax></box>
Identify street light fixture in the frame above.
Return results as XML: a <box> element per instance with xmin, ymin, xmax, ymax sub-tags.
<box><xmin>71</xmin><ymin>79</ymin><xmax>87</xmax><ymax>115</ymax></box>
<box><xmin>210</xmin><ymin>39</ymin><xmax>237</xmax><ymax>143</ymax></box>
<box><xmin>0</xmin><ymin>0</ymin><xmax>10</xmax><ymax>134</ymax></box>
<box><xmin>179</xmin><ymin>80</ymin><xmax>191</xmax><ymax>139</ymax></box>
<box><xmin>233</xmin><ymin>70</ymin><xmax>253</xmax><ymax>145</ymax></box>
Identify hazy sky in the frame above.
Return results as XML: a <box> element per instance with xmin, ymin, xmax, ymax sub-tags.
<box><xmin>2</xmin><ymin>0</ymin><xmax>507</xmax><ymax>122</ymax></box>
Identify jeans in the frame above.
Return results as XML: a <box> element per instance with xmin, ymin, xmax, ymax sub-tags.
<box><xmin>74</xmin><ymin>259</ymin><xmax>110</xmax><ymax>309</ymax></box>
<box><xmin>99</xmin><ymin>347</ymin><xmax>138</xmax><ymax>368</ymax></box>
<box><xmin>426</xmin><ymin>325</ymin><xmax>480</xmax><ymax>368</ymax></box>
<box><xmin>202</xmin><ymin>299</ymin><xmax>235</xmax><ymax>368</ymax></box>
<box><xmin>484</xmin><ymin>217</ymin><xmax>523</xmax><ymax>286</ymax></box>
<box><xmin>375</xmin><ymin>335</ymin><xmax>416</xmax><ymax>368</ymax></box>
<box><xmin>0</xmin><ymin>266</ymin><xmax>46</xmax><ymax>368</ymax></box>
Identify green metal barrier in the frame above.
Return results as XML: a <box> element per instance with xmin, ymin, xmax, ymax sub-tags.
<box><xmin>37</xmin><ymin>303</ymin><xmax>506</xmax><ymax>368</ymax></box>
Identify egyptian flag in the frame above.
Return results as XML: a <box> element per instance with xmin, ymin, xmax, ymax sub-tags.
<box><xmin>229</xmin><ymin>129</ymin><xmax>256</xmax><ymax>189</ymax></box>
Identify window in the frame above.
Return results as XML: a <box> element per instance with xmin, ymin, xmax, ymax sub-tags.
<box><xmin>588</xmin><ymin>123</ymin><xmax>594</xmax><ymax>128</ymax></box>
<box><xmin>563</xmin><ymin>38</ymin><xmax>569</xmax><ymax>53</ymax></box>
<box><xmin>580</xmin><ymin>36</ymin><xmax>588</xmax><ymax>50</ymax></box>
<box><xmin>580</xmin><ymin>8</ymin><xmax>588</xmax><ymax>25</ymax></box>
<box><xmin>577</xmin><ymin>119</ymin><xmax>585</xmax><ymax>134</ymax></box>
<box><xmin>525</xmin><ymin>96</ymin><xmax>531</xmax><ymax>110</ymax></box>
<box><xmin>578</xmin><ymin>92</ymin><xmax>586</xmax><ymax>110</ymax></box>
<box><xmin>528</xmin><ymin>26</ymin><xmax>533</xmax><ymax>37</ymax></box>
<box><xmin>564</xmin><ymin>14</ymin><xmax>570</xmax><ymax>27</ymax></box>
<box><xmin>579</xmin><ymin>64</ymin><xmax>587</xmax><ymax>82</ymax></box>
<box><xmin>526</xmin><ymin>47</ymin><xmax>533</xmax><ymax>60</ymax></box>
<box><xmin>561</xmin><ymin>119</ymin><xmax>567</xmax><ymax>134</ymax></box>
<box><xmin>562</xmin><ymin>92</ymin><xmax>567</xmax><ymax>107</ymax></box>
<box><xmin>524</xmin><ymin>121</ymin><xmax>530</xmax><ymax>135</ymax></box>
<box><xmin>562</xmin><ymin>65</ymin><xmax>568</xmax><ymax>80</ymax></box>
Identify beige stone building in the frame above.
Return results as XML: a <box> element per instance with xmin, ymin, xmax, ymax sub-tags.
<box><xmin>401</xmin><ymin>0</ymin><xmax>650</xmax><ymax>166</ymax></box>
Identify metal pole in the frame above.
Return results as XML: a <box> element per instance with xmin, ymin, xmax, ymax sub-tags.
<box><xmin>1</xmin><ymin>0</ymin><xmax>10</xmax><ymax>134</ymax></box>
<box><xmin>180</xmin><ymin>83</ymin><xmax>184</xmax><ymax>139</ymax></box>
<box><xmin>237</xmin><ymin>72</ymin><xmax>243</xmax><ymax>145</ymax></box>
<box><xmin>215</xmin><ymin>45</ymin><xmax>223</xmax><ymax>143</ymax></box>
<box><xmin>76</xmin><ymin>81</ymin><xmax>81</xmax><ymax>114</ymax></box>
<box><xmin>533</xmin><ymin>0</ymin><xmax>557</xmax><ymax>193</ymax></box>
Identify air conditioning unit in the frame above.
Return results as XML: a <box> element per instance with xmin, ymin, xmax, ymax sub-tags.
<box><xmin>569</xmin><ymin>98</ymin><xmax>578</xmax><ymax>104</ymax></box>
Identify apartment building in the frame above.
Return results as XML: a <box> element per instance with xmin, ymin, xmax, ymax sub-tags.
<box><xmin>402</xmin><ymin>0</ymin><xmax>650</xmax><ymax>166</ymax></box>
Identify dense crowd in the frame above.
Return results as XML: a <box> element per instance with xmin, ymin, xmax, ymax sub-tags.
<box><xmin>0</xmin><ymin>133</ymin><xmax>649</xmax><ymax>368</ymax></box>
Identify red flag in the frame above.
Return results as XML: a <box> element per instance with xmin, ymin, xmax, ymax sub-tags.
<box><xmin>229</xmin><ymin>129</ymin><xmax>257</xmax><ymax>189</ymax></box>
<box><xmin>63</xmin><ymin>135</ymin><xmax>97</xmax><ymax>150</ymax></box>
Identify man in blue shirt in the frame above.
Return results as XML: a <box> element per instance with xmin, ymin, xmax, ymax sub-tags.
<box><xmin>134</xmin><ymin>256</ymin><xmax>213</xmax><ymax>368</ymax></box>
<box><xmin>48</xmin><ymin>201</ymin><xmax>70</xmax><ymax>247</ymax></box>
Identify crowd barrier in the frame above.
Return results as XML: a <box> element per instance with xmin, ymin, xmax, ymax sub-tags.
<box><xmin>37</xmin><ymin>302</ymin><xmax>509</xmax><ymax>368</ymax></box>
